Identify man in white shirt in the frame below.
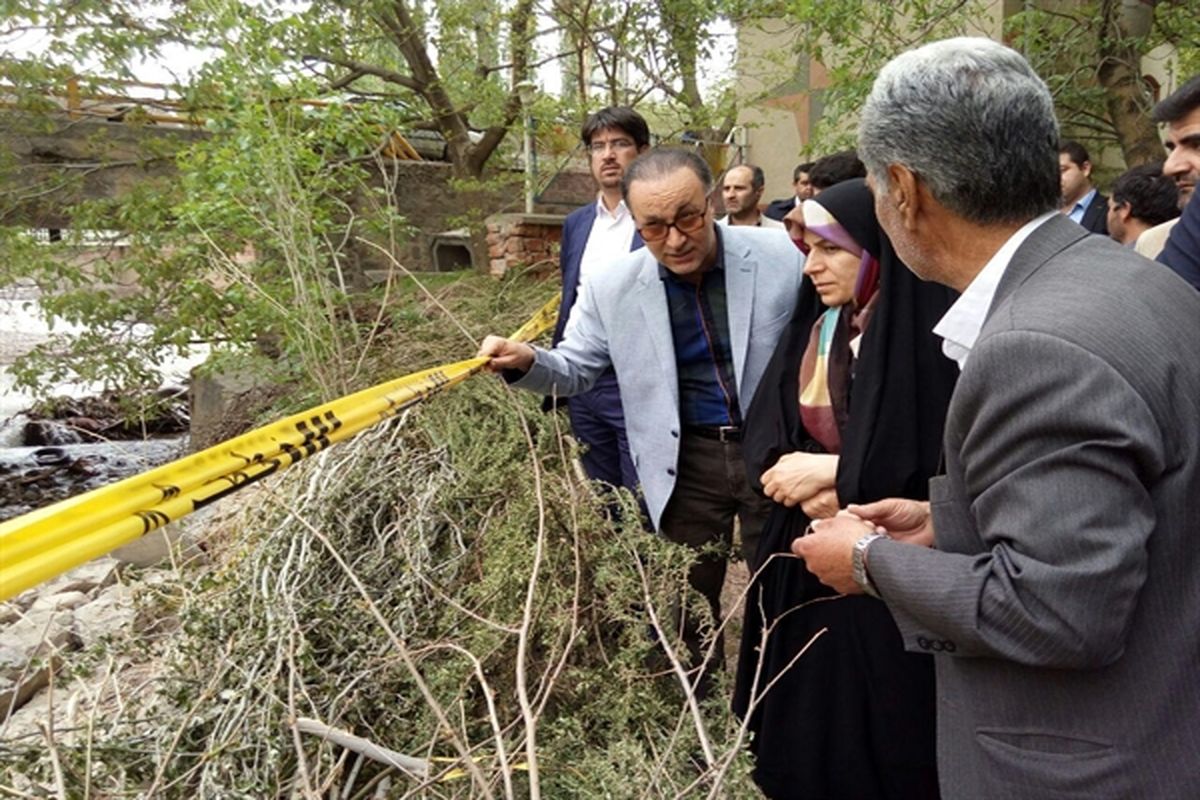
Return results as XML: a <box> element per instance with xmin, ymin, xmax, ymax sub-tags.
<box><xmin>716</xmin><ymin>164</ymin><xmax>784</xmax><ymax>229</ymax></box>
<box><xmin>793</xmin><ymin>37</ymin><xmax>1200</xmax><ymax>800</ymax></box>
<box><xmin>549</xmin><ymin>107</ymin><xmax>649</xmax><ymax>495</ymax></box>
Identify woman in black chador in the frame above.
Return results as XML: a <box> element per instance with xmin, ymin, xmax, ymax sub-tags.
<box><xmin>733</xmin><ymin>178</ymin><xmax>958</xmax><ymax>799</ymax></box>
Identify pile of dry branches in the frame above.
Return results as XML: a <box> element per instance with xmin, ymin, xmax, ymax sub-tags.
<box><xmin>3</xmin><ymin>378</ymin><xmax>792</xmax><ymax>798</ymax></box>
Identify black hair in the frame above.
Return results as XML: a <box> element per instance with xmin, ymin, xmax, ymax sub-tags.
<box><xmin>1111</xmin><ymin>161</ymin><xmax>1180</xmax><ymax>226</ymax></box>
<box><xmin>1151</xmin><ymin>74</ymin><xmax>1200</xmax><ymax>124</ymax></box>
<box><xmin>793</xmin><ymin>161</ymin><xmax>816</xmax><ymax>182</ymax></box>
<box><xmin>581</xmin><ymin>107</ymin><xmax>651</xmax><ymax>149</ymax></box>
<box><xmin>809</xmin><ymin>150</ymin><xmax>866</xmax><ymax>190</ymax></box>
<box><xmin>1058</xmin><ymin>140</ymin><xmax>1091</xmax><ymax>168</ymax></box>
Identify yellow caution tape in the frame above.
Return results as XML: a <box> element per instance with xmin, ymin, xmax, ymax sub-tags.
<box><xmin>0</xmin><ymin>293</ymin><xmax>560</xmax><ymax>601</ymax></box>
<box><xmin>430</xmin><ymin>756</ymin><xmax>530</xmax><ymax>781</ymax></box>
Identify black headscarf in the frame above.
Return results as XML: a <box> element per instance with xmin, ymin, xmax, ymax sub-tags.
<box><xmin>742</xmin><ymin>178</ymin><xmax>958</xmax><ymax>505</ymax></box>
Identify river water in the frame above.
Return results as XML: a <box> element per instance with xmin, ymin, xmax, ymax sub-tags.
<box><xmin>0</xmin><ymin>282</ymin><xmax>210</xmax><ymax>519</ymax></box>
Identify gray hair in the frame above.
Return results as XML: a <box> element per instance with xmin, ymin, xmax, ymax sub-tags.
<box><xmin>858</xmin><ymin>37</ymin><xmax>1060</xmax><ymax>225</ymax></box>
<box><xmin>621</xmin><ymin>147</ymin><xmax>714</xmax><ymax>202</ymax></box>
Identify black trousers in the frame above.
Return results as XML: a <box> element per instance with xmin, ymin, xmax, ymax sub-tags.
<box><xmin>656</xmin><ymin>432</ymin><xmax>773</xmax><ymax>689</ymax></box>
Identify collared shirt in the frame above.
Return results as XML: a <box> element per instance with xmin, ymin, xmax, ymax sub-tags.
<box><xmin>659</xmin><ymin>227</ymin><xmax>741</xmax><ymax>426</ymax></box>
<box><xmin>579</xmin><ymin>194</ymin><xmax>637</xmax><ymax>284</ymax></box>
<box><xmin>716</xmin><ymin>214</ymin><xmax>786</xmax><ymax>230</ymax></box>
<box><xmin>1066</xmin><ymin>188</ymin><xmax>1097</xmax><ymax>225</ymax></box>
<box><xmin>933</xmin><ymin>212</ymin><xmax>1058</xmax><ymax>369</ymax></box>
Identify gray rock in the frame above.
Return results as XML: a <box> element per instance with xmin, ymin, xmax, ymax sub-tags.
<box><xmin>0</xmin><ymin>660</ymin><xmax>55</xmax><ymax>721</ymax></box>
<box><xmin>31</xmin><ymin>590</ymin><xmax>89</xmax><ymax>613</ymax></box>
<box><xmin>48</xmin><ymin>558</ymin><xmax>118</xmax><ymax>596</ymax></box>
<box><xmin>4</xmin><ymin>609</ymin><xmax>75</xmax><ymax>665</ymax></box>
<box><xmin>72</xmin><ymin>584</ymin><xmax>136</xmax><ymax>648</ymax></box>
<box><xmin>111</xmin><ymin>523</ymin><xmax>203</xmax><ymax>567</ymax></box>
<box><xmin>0</xmin><ymin>602</ymin><xmax>20</xmax><ymax>625</ymax></box>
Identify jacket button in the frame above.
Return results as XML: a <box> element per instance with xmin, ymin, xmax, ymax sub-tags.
<box><xmin>666</xmin><ymin>468</ymin><xmax>676</xmax><ymax>476</ymax></box>
<box><xmin>917</xmin><ymin>636</ymin><xmax>931</xmax><ymax>651</ymax></box>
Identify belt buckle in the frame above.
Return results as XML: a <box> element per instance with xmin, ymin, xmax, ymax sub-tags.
<box><xmin>717</xmin><ymin>425</ymin><xmax>738</xmax><ymax>443</ymax></box>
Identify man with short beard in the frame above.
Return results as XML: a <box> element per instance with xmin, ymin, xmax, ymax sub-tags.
<box><xmin>717</xmin><ymin>164</ymin><xmax>784</xmax><ymax>229</ymax></box>
<box><xmin>1147</xmin><ymin>74</ymin><xmax>1200</xmax><ymax>289</ymax></box>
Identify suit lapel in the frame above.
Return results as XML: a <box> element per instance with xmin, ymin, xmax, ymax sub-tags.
<box><xmin>723</xmin><ymin>230</ymin><xmax>756</xmax><ymax>409</ymax></box>
<box><xmin>636</xmin><ymin>254</ymin><xmax>680</xmax><ymax>408</ymax></box>
<box><xmin>563</xmin><ymin>204</ymin><xmax>597</xmax><ymax>297</ymax></box>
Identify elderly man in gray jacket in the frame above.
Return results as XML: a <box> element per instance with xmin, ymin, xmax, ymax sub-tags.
<box><xmin>796</xmin><ymin>38</ymin><xmax>1200</xmax><ymax>799</ymax></box>
<box><xmin>481</xmin><ymin>147</ymin><xmax>801</xmax><ymax>684</ymax></box>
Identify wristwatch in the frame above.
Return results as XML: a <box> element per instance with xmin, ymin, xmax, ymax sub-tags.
<box><xmin>851</xmin><ymin>533</ymin><xmax>888</xmax><ymax>598</ymax></box>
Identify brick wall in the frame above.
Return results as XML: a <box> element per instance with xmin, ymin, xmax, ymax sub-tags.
<box><xmin>485</xmin><ymin>213</ymin><xmax>564</xmax><ymax>277</ymax></box>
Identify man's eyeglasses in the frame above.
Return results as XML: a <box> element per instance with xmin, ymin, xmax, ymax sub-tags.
<box><xmin>588</xmin><ymin>138</ymin><xmax>637</xmax><ymax>154</ymax></box>
<box><xmin>637</xmin><ymin>200</ymin><xmax>709</xmax><ymax>242</ymax></box>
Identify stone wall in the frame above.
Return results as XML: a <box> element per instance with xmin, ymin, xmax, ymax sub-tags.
<box><xmin>485</xmin><ymin>213</ymin><xmax>564</xmax><ymax>277</ymax></box>
<box><xmin>0</xmin><ymin>111</ymin><xmax>596</xmax><ymax>277</ymax></box>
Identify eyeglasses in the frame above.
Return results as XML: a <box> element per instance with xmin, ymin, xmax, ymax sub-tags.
<box><xmin>588</xmin><ymin>138</ymin><xmax>636</xmax><ymax>154</ymax></box>
<box><xmin>637</xmin><ymin>199</ymin><xmax>710</xmax><ymax>242</ymax></box>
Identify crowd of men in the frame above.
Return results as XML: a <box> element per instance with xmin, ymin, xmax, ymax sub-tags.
<box><xmin>480</xmin><ymin>40</ymin><xmax>1200</xmax><ymax>799</ymax></box>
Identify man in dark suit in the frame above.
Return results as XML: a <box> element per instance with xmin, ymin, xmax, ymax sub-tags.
<box><xmin>1153</xmin><ymin>73</ymin><xmax>1200</xmax><ymax>290</ymax></box>
<box><xmin>764</xmin><ymin>161</ymin><xmax>814</xmax><ymax>221</ymax></box>
<box><xmin>551</xmin><ymin>107</ymin><xmax>649</xmax><ymax>493</ymax></box>
<box><xmin>1059</xmin><ymin>140</ymin><xmax>1108</xmax><ymax>234</ymax></box>
<box><xmin>796</xmin><ymin>37</ymin><xmax>1200</xmax><ymax>799</ymax></box>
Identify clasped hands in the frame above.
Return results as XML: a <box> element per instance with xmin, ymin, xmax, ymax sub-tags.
<box><xmin>790</xmin><ymin>498</ymin><xmax>936</xmax><ymax>595</ymax></box>
<box><xmin>760</xmin><ymin>452</ymin><xmax>841</xmax><ymax>519</ymax></box>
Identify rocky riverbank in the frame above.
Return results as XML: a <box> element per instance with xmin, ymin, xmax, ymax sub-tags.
<box><xmin>0</xmin><ymin>513</ymin><xmax>210</xmax><ymax>746</ymax></box>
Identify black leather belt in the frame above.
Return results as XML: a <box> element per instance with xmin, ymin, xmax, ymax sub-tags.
<box><xmin>684</xmin><ymin>425</ymin><xmax>742</xmax><ymax>442</ymax></box>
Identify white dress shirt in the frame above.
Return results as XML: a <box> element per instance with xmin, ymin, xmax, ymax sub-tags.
<box><xmin>579</xmin><ymin>194</ymin><xmax>636</xmax><ymax>284</ymax></box>
<box><xmin>933</xmin><ymin>212</ymin><xmax>1058</xmax><ymax>369</ymax></box>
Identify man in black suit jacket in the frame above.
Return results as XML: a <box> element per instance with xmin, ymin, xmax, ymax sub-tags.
<box><xmin>1059</xmin><ymin>140</ymin><xmax>1108</xmax><ymax>234</ymax></box>
<box><xmin>763</xmin><ymin>161</ymin><xmax>814</xmax><ymax>220</ymax></box>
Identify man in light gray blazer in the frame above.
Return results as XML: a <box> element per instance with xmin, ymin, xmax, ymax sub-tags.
<box><xmin>795</xmin><ymin>38</ymin><xmax>1200</xmax><ymax>798</ymax></box>
<box><xmin>481</xmin><ymin>147</ymin><xmax>802</xmax><ymax>682</ymax></box>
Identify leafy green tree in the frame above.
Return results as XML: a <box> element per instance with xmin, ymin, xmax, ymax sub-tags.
<box><xmin>736</xmin><ymin>0</ymin><xmax>1197</xmax><ymax>167</ymax></box>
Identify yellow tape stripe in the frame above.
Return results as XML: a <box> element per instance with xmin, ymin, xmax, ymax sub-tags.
<box><xmin>0</xmin><ymin>293</ymin><xmax>559</xmax><ymax>601</ymax></box>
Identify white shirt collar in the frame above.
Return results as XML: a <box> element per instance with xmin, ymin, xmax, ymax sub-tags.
<box><xmin>933</xmin><ymin>211</ymin><xmax>1058</xmax><ymax>369</ymax></box>
<box><xmin>595</xmin><ymin>193</ymin><xmax>629</xmax><ymax>222</ymax></box>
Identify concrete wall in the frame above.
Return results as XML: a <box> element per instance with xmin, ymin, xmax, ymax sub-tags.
<box><xmin>733</xmin><ymin>3</ymin><xmax>1007</xmax><ymax>203</ymax></box>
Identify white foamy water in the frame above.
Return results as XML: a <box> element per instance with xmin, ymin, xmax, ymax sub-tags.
<box><xmin>0</xmin><ymin>282</ymin><xmax>210</xmax><ymax>446</ymax></box>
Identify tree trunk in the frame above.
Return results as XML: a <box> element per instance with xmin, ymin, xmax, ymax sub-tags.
<box><xmin>1097</xmin><ymin>0</ymin><xmax>1164</xmax><ymax>166</ymax></box>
